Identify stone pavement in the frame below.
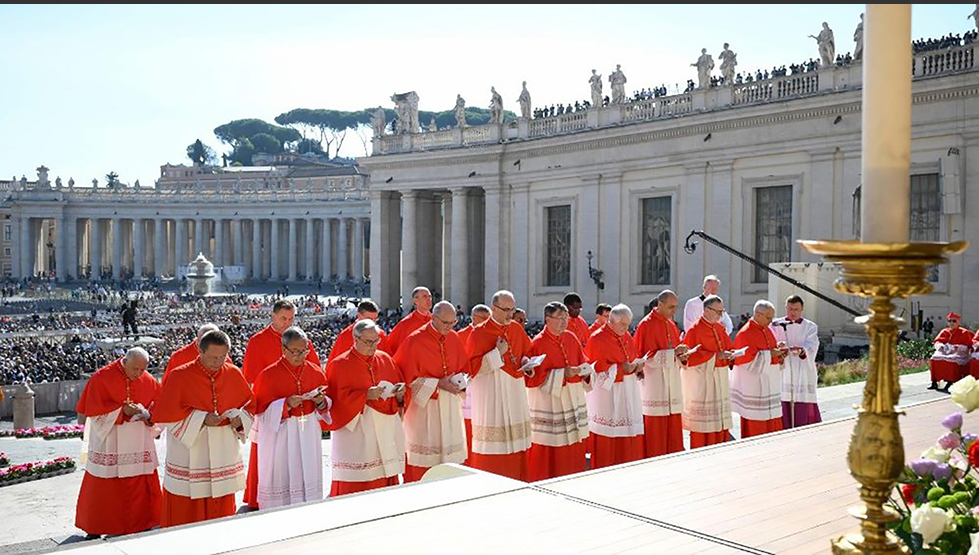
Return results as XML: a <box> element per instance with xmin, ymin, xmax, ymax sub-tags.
<box><xmin>0</xmin><ymin>370</ymin><xmax>950</xmax><ymax>553</ymax></box>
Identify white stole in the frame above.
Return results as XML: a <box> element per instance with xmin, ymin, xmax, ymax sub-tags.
<box><xmin>731</xmin><ymin>350</ymin><xmax>782</xmax><ymax>421</ymax></box>
<box><xmin>256</xmin><ymin>398</ymin><xmax>329</xmax><ymax>509</ymax></box>
<box><xmin>640</xmin><ymin>350</ymin><xmax>683</xmax><ymax>417</ymax></box>
<box><xmin>680</xmin><ymin>356</ymin><xmax>733</xmax><ymax>433</ymax></box>
<box><xmin>404</xmin><ymin>377</ymin><xmax>467</xmax><ymax>468</ymax></box>
<box><xmin>932</xmin><ymin>343</ymin><xmax>971</xmax><ymax>365</ymax></box>
<box><xmin>330</xmin><ymin>406</ymin><xmax>405</xmax><ymax>482</ymax></box>
<box><xmin>469</xmin><ymin>349</ymin><xmax>533</xmax><ymax>455</ymax></box>
<box><xmin>163</xmin><ymin>408</ymin><xmax>252</xmax><ymax>499</ymax></box>
<box><xmin>585</xmin><ymin>368</ymin><xmax>644</xmax><ymax>438</ymax></box>
<box><xmin>82</xmin><ymin>407</ymin><xmax>158</xmax><ymax>478</ymax></box>
<box><xmin>528</xmin><ymin>374</ymin><xmax>589</xmax><ymax>447</ymax></box>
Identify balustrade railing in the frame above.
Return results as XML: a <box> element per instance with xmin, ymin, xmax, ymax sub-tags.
<box><xmin>915</xmin><ymin>44</ymin><xmax>975</xmax><ymax>77</ymax></box>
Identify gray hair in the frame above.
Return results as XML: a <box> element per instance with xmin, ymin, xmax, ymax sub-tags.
<box><xmin>196</xmin><ymin>323</ymin><xmax>220</xmax><ymax>340</ymax></box>
<box><xmin>657</xmin><ymin>289</ymin><xmax>678</xmax><ymax>303</ymax></box>
<box><xmin>281</xmin><ymin>326</ymin><xmax>308</xmax><ymax>347</ymax></box>
<box><xmin>471</xmin><ymin>304</ymin><xmax>490</xmax><ymax>317</ymax></box>
<box><xmin>609</xmin><ymin>303</ymin><xmax>634</xmax><ymax>323</ymax></box>
<box><xmin>491</xmin><ymin>290</ymin><xmax>515</xmax><ymax>305</ymax></box>
<box><xmin>753</xmin><ymin>300</ymin><xmax>775</xmax><ymax>315</ymax></box>
<box><xmin>411</xmin><ymin>286</ymin><xmax>430</xmax><ymax>298</ymax></box>
<box><xmin>432</xmin><ymin>300</ymin><xmax>456</xmax><ymax>317</ymax></box>
<box><xmin>703</xmin><ymin>295</ymin><xmax>724</xmax><ymax>310</ymax></box>
<box><xmin>124</xmin><ymin>347</ymin><xmax>149</xmax><ymax>364</ymax></box>
<box><xmin>352</xmin><ymin>319</ymin><xmax>381</xmax><ymax>339</ymax></box>
<box><xmin>703</xmin><ymin>275</ymin><xmax>720</xmax><ymax>287</ymax></box>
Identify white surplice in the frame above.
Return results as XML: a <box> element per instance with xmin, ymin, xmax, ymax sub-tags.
<box><xmin>730</xmin><ymin>350</ymin><xmax>782</xmax><ymax>421</ymax></box>
<box><xmin>331</xmin><ymin>406</ymin><xmax>405</xmax><ymax>483</ymax></box>
<box><xmin>771</xmin><ymin>318</ymin><xmax>820</xmax><ymax>404</ymax></box>
<box><xmin>469</xmin><ymin>349</ymin><xmax>532</xmax><ymax>455</ymax></box>
<box><xmin>256</xmin><ymin>398</ymin><xmax>331</xmax><ymax>509</ymax></box>
<box><xmin>82</xmin><ymin>407</ymin><xmax>158</xmax><ymax>479</ymax></box>
<box><xmin>640</xmin><ymin>350</ymin><xmax>683</xmax><ymax>417</ymax></box>
<box><xmin>528</xmin><ymin>369</ymin><xmax>589</xmax><ymax>447</ymax></box>
<box><xmin>585</xmin><ymin>366</ymin><xmax>644</xmax><ymax>438</ymax></box>
<box><xmin>680</xmin><ymin>355</ymin><xmax>732</xmax><ymax>433</ymax></box>
<box><xmin>404</xmin><ymin>376</ymin><xmax>468</xmax><ymax>468</ymax></box>
<box><xmin>162</xmin><ymin>408</ymin><xmax>252</xmax><ymax>499</ymax></box>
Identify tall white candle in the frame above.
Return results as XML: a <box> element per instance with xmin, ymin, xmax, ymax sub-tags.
<box><xmin>860</xmin><ymin>4</ymin><xmax>912</xmax><ymax>244</ymax></box>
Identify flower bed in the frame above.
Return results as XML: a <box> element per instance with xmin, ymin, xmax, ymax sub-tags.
<box><xmin>0</xmin><ymin>430</ymin><xmax>13</xmax><ymax>438</ymax></box>
<box><xmin>8</xmin><ymin>425</ymin><xmax>84</xmax><ymax>440</ymax></box>
<box><xmin>0</xmin><ymin>457</ymin><xmax>75</xmax><ymax>487</ymax></box>
<box><xmin>818</xmin><ymin>355</ymin><xmax>929</xmax><ymax>388</ymax></box>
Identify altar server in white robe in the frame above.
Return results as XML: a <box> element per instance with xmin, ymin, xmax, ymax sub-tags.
<box><xmin>770</xmin><ymin>295</ymin><xmax>822</xmax><ymax>429</ymax></box>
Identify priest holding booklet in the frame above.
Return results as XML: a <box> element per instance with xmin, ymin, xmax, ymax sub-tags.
<box><xmin>327</xmin><ymin>319</ymin><xmax>406</xmax><ymax>496</ymax></box>
<box><xmin>394</xmin><ymin>301</ymin><xmax>470</xmax><ymax>482</ymax></box>
<box><xmin>680</xmin><ymin>295</ymin><xmax>736</xmax><ymax>449</ymax></box>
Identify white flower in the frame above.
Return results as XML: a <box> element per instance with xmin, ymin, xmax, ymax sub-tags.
<box><xmin>950</xmin><ymin>376</ymin><xmax>979</xmax><ymax>412</ymax></box>
<box><xmin>911</xmin><ymin>503</ymin><xmax>950</xmax><ymax>546</ymax></box>
<box><xmin>921</xmin><ymin>446</ymin><xmax>951</xmax><ymax>463</ymax></box>
<box><xmin>968</xmin><ymin>531</ymin><xmax>979</xmax><ymax>555</ymax></box>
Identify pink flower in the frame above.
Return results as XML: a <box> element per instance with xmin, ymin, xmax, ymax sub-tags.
<box><xmin>938</xmin><ymin>432</ymin><xmax>961</xmax><ymax>450</ymax></box>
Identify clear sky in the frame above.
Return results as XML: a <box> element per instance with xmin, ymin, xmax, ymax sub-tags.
<box><xmin>0</xmin><ymin>4</ymin><xmax>972</xmax><ymax>188</ymax></box>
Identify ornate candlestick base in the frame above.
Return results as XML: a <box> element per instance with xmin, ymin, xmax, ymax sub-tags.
<box><xmin>799</xmin><ymin>240</ymin><xmax>968</xmax><ymax>554</ymax></box>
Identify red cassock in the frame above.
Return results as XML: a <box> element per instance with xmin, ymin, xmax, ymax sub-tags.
<box><xmin>384</xmin><ymin>310</ymin><xmax>433</xmax><ymax>357</ymax></box>
<box><xmin>567</xmin><ymin>315</ymin><xmax>591</xmax><ymax>347</ymax></box>
<box><xmin>526</xmin><ymin>328</ymin><xmax>588</xmax><ymax>481</ymax></box>
<box><xmin>327</xmin><ymin>349</ymin><xmax>404</xmax><ymax>496</ymax></box>
<box><xmin>733</xmin><ymin>320</ymin><xmax>784</xmax><ymax>439</ymax></box>
<box><xmin>682</xmin><ymin>318</ymin><xmax>735</xmax><ymax>449</ymax></box>
<box><xmin>253</xmin><ymin>357</ymin><xmax>329</xmax><ymax>425</ymax></box>
<box><xmin>163</xmin><ymin>341</ymin><xmax>198</xmax><ymax>383</ymax></box>
<box><xmin>151</xmin><ymin>360</ymin><xmax>254</xmax><ymax>528</ymax></box>
<box><xmin>457</xmin><ymin>324</ymin><xmax>476</xmax><ymax>463</ymax></box>
<box><xmin>394</xmin><ymin>325</ymin><xmax>469</xmax><ymax>482</ymax></box>
<box><xmin>633</xmin><ymin>311</ymin><xmax>684</xmax><ymax>458</ymax></box>
<box><xmin>75</xmin><ymin>359</ymin><xmax>162</xmax><ymax>536</ymax></box>
<box><xmin>584</xmin><ymin>327</ymin><xmax>645</xmax><ymax>469</ymax></box>
<box><xmin>326</xmin><ymin>322</ymin><xmax>388</xmax><ymax>368</ymax></box>
<box><xmin>465</xmin><ymin>318</ymin><xmax>533</xmax><ymax>481</ymax></box>
<box><xmin>931</xmin><ymin>327</ymin><xmax>973</xmax><ymax>382</ymax></box>
<box><xmin>241</xmin><ymin>325</ymin><xmax>321</xmax><ymax>509</ymax></box>
<box><xmin>972</xmin><ymin>330</ymin><xmax>979</xmax><ymax>379</ymax></box>
<box><xmin>588</xmin><ymin>320</ymin><xmax>604</xmax><ymax>336</ymax></box>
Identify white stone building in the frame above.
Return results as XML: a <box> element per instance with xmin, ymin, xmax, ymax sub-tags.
<box><xmin>362</xmin><ymin>44</ymin><xmax>979</xmax><ymax>325</ymax></box>
<box><xmin>2</xmin><ymin>159</ymin><xmax>371</xmax><ymax>283</ymax></box>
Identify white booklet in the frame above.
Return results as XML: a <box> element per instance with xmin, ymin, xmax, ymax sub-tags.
<box><xmin>730</xmin><ymin>346</ymin><xmax>749</xmax><ymax>359</ymax></box>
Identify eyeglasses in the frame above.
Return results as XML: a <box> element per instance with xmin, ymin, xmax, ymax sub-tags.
<box><xmin>357</xmin><ymin>337</ymin><xmax>381</xmax><ymax>347</ymax></box>
<box><xmin>493</xmin><ymin>303</ymin><xmax>516</xmax><ymax>314</ymax></box>
<box><xmin>705</xmin><ymin>306</ymin><xmax>724</xmax><ymax>314</ymax></box>
<box><xmin>546</xmin><ymin>314</ymin><xmax>569</xmax><ymax>321</ymax></box>
<box><xmin>434</xmin><ymin>316</ymin><xmax>458</xmax><ymax>326</ymax></box>
<box><xmin>283</xmin><ymin>346</ymin><xmax>309</xmax><ymax>357</ymax></box>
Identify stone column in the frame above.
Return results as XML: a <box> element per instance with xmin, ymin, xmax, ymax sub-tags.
<box><xmin>154</xmin><ymin>219</ymin><xmax>165</xmax><ymax>277</ymax></box>
<box><xmin>90</xmin><ymin>218</ymin><xmax>102</xmax><ymax>279</ymax></box>
<box><xmin>194</xmin><ymin>218</ymin><xmax>204</xmax><ymax>257</ymax></box>
<box><xmin>483</xmin><ymin>185</ymin><xmax>502</xmax><ymax>299</ymax></box>
<box><xmin>353</xmin><ymin>218</ymin><xmax>364</xmax><ymax>281</ymax></box>
<box><xmin>288</xmin><ymin>218</ymin><xmax>298</xmax><ymax>281</ymax></box>
<box><xmin>401</xmin><ymin>191</ymin><xmax>419</xmax><ymax>310</ymax></box>
<box><xmin>19</xmin><ymin>216</ymin><xmax>32</xmax><ymax>279</ymax></box>
<box><xmin>450</xmin><ymin>187</ymin><xmax>469</xmax><ymax>309</ymax></box>
<box><xmin>370</xmin><ymin>191</ymin><xmax>400</xmax><ymax>309</ymax></box>
<box><xmin>111</xmin><ymin>217</ymin><xmax>122</xmax><ymax>280</ymax></box>
<box><xmin>322</xmin><ymin>218</ymin><xmax>332</xmax><ymax>279</ymax></box>
<box><xmin>66</xmin><ymin>218</ymin><xmax>78</xmax><ymax>280</ymax></box>
<box><xmin>252</xmin><ymin>218</ymin><xmax>262</xmax><ymax>279</ymax></box>
<box><xmin>270</xmin><ymin>218</ymin><xmax>280</xmax><ymax>280</ymax></box>
<box><xmin>133</xmin><ymin>218</ymin><xmax>144</xmax><ymax>279</ymax></box>
<box><xmin>305</xmin><ymin>217</ymin><xmax>315</xmax><ymax>280</ymax></box>
<box><xmin>175</xmin><ymin>218</ymin><xmax>186</xmax><ymax>275</ymax></box>
<box><xmin>55</xmin><ymin>216</ymin><xmax>66</xmax><ymax>281</ymax></box>
<box><xmin>234</xmin><ymin>219</ymin><xmax>244</xmax><ymax>267</ymax></box>
<box><xmin>214</xmin><ymin>218</ymin><xmax>224</xmax><ymax>269</ymax></box>
<box><xmin>338</xmin><ymin>218</ymin><xmax>349</xmax><ymax>280</ymax></box>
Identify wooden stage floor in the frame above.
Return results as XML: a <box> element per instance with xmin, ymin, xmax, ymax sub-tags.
<box><xmin>66</xmin><ymin>396</ymin><xmax>964</xmax><ymax>555</ymax></box>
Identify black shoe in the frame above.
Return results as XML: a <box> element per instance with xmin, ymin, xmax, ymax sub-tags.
<box><xmin>941</xmin><ymin>384</ymin><xmax>952</xmax><ymax>393</ymax></box>
<box><xmin>928</xmin><ymin>382</ymin><xmax>939</xmax><ymax>390</ymax></box>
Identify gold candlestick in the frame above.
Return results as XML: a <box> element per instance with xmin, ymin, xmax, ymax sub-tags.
<box><xmin>799</xmin><ymin>240</ymin><xmax>968</xmax><ymax>554</ymax></box>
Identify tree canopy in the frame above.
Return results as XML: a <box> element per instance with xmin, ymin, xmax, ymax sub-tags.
<box><xmin>212</xmin><ymin>119</ymin><xmax>300</xmax><ymax>166</ymax></box>
<box><xmin>186</xmin><ymin>139</ymin><xmax>217</xmax><ymax>166</ymax></box>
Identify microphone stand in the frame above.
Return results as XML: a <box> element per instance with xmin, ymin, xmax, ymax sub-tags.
<box><xmin>776</xmin><ymin>320</ymin><xmax>794</xmax><ymax>428</ymax></box>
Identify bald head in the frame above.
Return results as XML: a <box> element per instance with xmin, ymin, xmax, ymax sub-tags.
<box><xmin>490</xmin><ymin>290</ymin><xmax>516</xmax><ymax>324</ymax></box>
<box><xmin>655</xmin><ymin>289</ymin><xmax>679</xmax><ymax>319</ymax></box>
<box><xmin>196</xmin><ymin>323</ymin><xmax>220</xmax><ymax>340</ymax></box>
<box><xmin>432</xmin><ymin>300</ymin><xmax>456</xmax><ymax>319</ymax></box>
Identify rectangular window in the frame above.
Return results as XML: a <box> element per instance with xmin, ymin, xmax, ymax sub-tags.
<box><xmin>3</xmin><ymin>247</ymin><xmax>9</xmax><ymax>257</ymax></box>
<box><xmin>754</xmin><ymin>185</ymin><xmax>793</xmax><ymax>282</ymax></box>
<box><xmin>545</xmin><ymin>205</ymin><xmax>571</xmax><ymax>287</ymax></box>
<box><xmin>3</xmin><ymin>225</ymin><xmax>9</xmax><ymax>242</ymax></box>
<box><xmin>640</xmin><ymin>196</ymin><xmax>672</xmax><ymax>285</ymax></box>
<box><xmin>910</xmin><ymin>173</ymin><xmax>941</xmax><ymax>281</ymax></box>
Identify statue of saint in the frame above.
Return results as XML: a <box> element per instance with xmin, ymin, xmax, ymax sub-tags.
<box><xmin>454</xmin><ymin>94</ymin><xmax>467</xmax><ymax>128</ymax></box>
<box><xmin>55</xmin><ymin>176</ymin><xmax>63</xmax><ymax>189</ymax></box>
<box><xmin>92</xmin><ymin>178</ymin><xmax>99</xmax><ymax>189</ymax></box>
<box><xmin>691</xmin><ymin>48</ymin><xmax>715</xmax><ymax>89</ymax></box>
<box><xmin>609</xmin><ymin>64</ymin><xmax>627</xmax><ymax>105</ymax></box>
<box><xmin>970</xmin><ymin>4</ymin><xmax>979</xmax><ymax>32</ymax></box>
<box><xmin>428</xmin><ymin>116</ymin><xmax>438</xmax><ymax>132</ymax></box>
<box><xmin>370</xmin><ymin>106</ymin><xmax>386</xmax><ymax>137</ymax></box>
<box><xmin>718</xmin><ymin>43</ymin><xmax>737</xmax><ymax>85</ymax></box>
<box><xmin>853</xmin><ymin>13</ymin><xmax>864</xmax><ymax>61</ymax></box>
<box><xmin>489</xmin><ymin>86</ymin><xmax>504</xmax><ymax>125</ymax></box>
<box><xmin>68</xmin><ymin>177</ymin><xmax>74</xmax><ymax>191</ymax></box>
<box><xmin>589</xmin><ymin>69</ymin><xmax>603</xmax><ymax>108</ymax></box>
<box><xmin>809</xmin><ymin>22</ymin><xmax>836</xmax><ymax>68</ymax></box>
<box><xmin>517</xmin><ymin>81</ymin><xmax>532</xmax><ymax>119</ymax></box>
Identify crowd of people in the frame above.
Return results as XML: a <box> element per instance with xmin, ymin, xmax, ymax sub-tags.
<box><xmin>913</xmin><ymin>30</ymin><xmax>979</xmax><ymax>53</ymax></box>
<box><xmin>70</xmin><ymin>274</ymin><xmax>829</xmax><ymax>539</ymax></box>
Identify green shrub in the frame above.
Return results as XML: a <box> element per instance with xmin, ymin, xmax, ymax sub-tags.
<box><xmin>896</xmin><ymin>338</ymin><xmax>934</xmax><ymax>361</ymax></box>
